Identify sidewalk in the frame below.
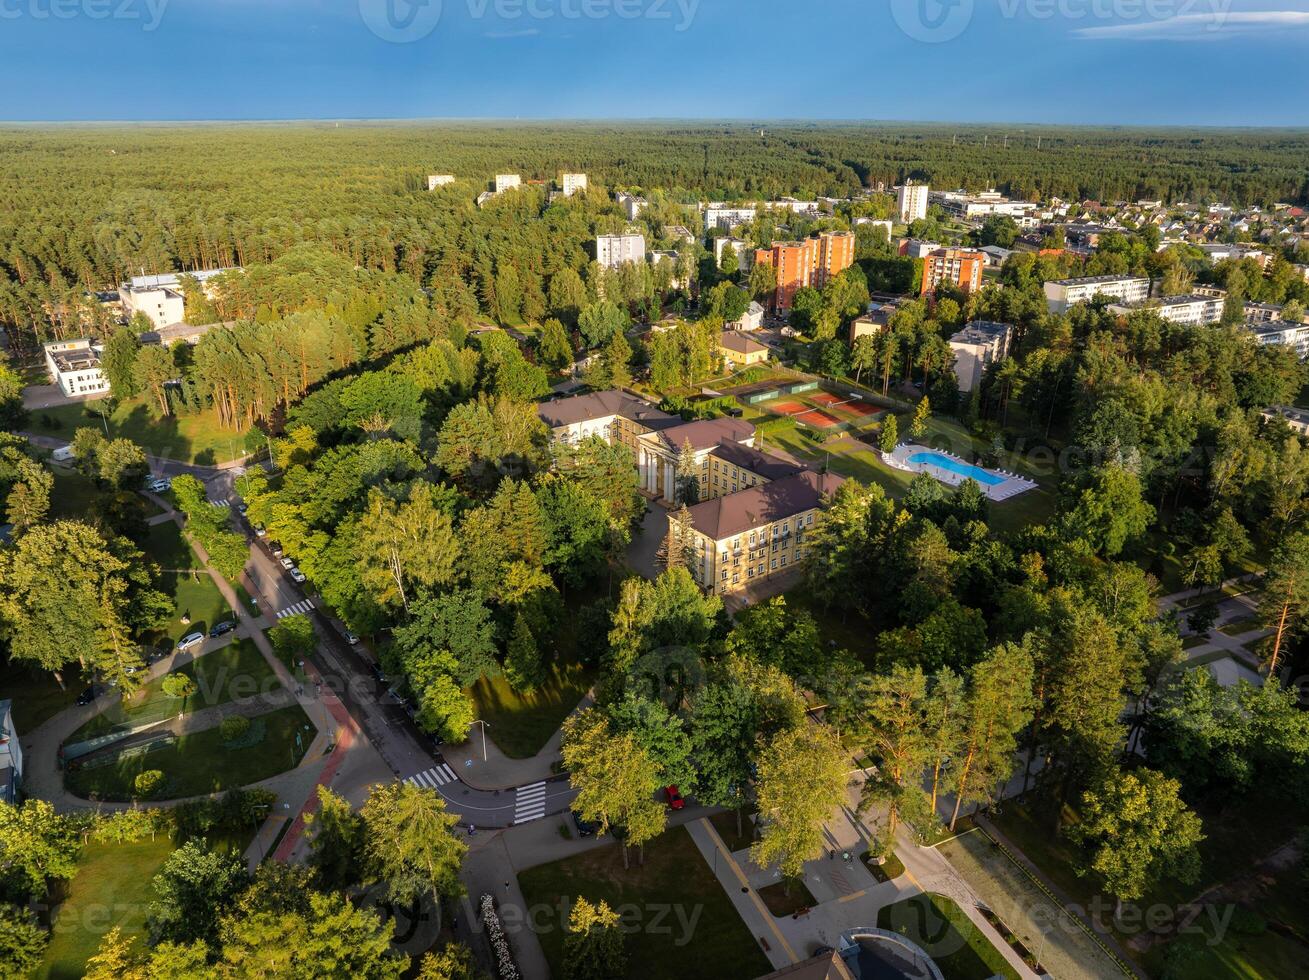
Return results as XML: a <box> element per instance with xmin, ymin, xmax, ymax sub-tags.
<box><xmin>439</xmin><ymin>692</ymin><xmax>592</xmax><ymax>791</ymax></box>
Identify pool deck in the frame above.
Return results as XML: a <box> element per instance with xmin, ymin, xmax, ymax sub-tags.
<box><xmin>883</xmin><ymin>444</ymin><xmax>1036</xmax><ymax>502</ymax></box>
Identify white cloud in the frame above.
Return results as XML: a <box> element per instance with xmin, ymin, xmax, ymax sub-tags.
<box><xmin>1074</xmin><ymin>9</ymin><xmax>1309</xmax><ymax>41</ymax></box>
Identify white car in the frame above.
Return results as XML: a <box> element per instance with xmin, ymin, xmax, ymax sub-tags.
<box><xmin>289</xmin><ymin>568</ymin><xmax>306</xmax><ymax>584</ymax></box>
<box><xmin>177</xmin><ymin>631</ymin><xmax>204</xmax><ymax>651</ymax></box>
<box><xmin>279</xmin><ymin>557</ymin><xmax>295</xmax><ymax>570</ymax></box>
<box><xmin>147</xmin><ymin>477</ymin><xmax>171</xmax><ymax>493</ymax></box>
<box><xmin>254</xmin><ymin>526</ymin><xmax>267</xmax><ymax>538</ymax></box>
<box><xmin>344</xmin><ymin>631</ymin><xmax>360</xmax><ymax>646</ymax></box>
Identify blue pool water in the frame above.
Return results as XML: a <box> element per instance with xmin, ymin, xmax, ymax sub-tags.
<box><xmin>906</xmin><ymin>451</ymin><xmax>1005</xmax><ymax>487</ymax></box>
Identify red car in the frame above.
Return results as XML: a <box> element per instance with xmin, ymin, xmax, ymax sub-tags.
<box><xmin>664</xmin><ymin>785</ymin><xmax>685</xmax><ymax>810</ymax></box>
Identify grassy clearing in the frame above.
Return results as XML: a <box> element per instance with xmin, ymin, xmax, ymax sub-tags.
<box><xmin>467</xmin><ymin>658</ymin><xmax>593</xmax><ymax>758</ymax></box>
<box><xmin>757</xmin><ymin>878</ymin><xmax>817</xmax><ymax>918</ymax></box>
<box><xmin>0</xmin><ymin>660</ymin><xmax>80</xmax><ymax>734</ymax></box>
<box><xmin>861</xmin><ymin>849</ymin><xmax>906</xmax><ymax>883</ymax></box>
<box><xmin>158</xmin><ymin>571</ymin><xmax>233</xmax><ymax>644</ymax></box>
<box><xmin>36</xmin><ymin>836</ymin><xmax>174</xmax><ymax>980</ymax></box>
<box><xmin>64</xmin><ymin>702</ymin><xmax>314</xmax><ymax>802</ymax></box>
<box><xmin>708</xmin><ymin>809</ymin><xmax>756</xmax><ymax>853</ymax></box>
<box><xmin>68</xmin><ymin>640</ymin><xmax>281</xmax><ymax>742</ymax></box>
<box><xmin>517</xmin><ymin>825</ymin><xmax>772</xmax><ymax>980</ymax></box>
<box><xmin>33</xmin><ymin>398</ymin><xmax>247</xmax><ymax>465</ymax></box>
<box><xmin>876</xmin><ymin>892</ymin><xmax>1019</xmax><ymax>980</ymax></box>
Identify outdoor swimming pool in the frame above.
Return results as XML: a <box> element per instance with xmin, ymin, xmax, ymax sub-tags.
<box><xmin>906</xmin><ymin>451</ymin><xmax>1005</xmax><ymax>487</ymax></box>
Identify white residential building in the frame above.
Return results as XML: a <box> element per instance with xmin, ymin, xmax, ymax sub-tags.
<box><xmin>560</xmin><ymin>172</ymin><xmax>588</xmax><ymax>197</ymax></box>
<box><xmin>616</xmin><ymin>191</ymin><xmax>647</xmax><ymax>221</ymax></box>
<box><xmin>1108</xmin><ymin>294</ymin><xmax>1224</xmax><ymax>326</ymax></box>
<box><xmin>705</xmin><ymin>204</ymin><xmax>757</xmax><ymax>232</ymax></box>
<box><xmin>728</xmin><ymin>301</ymin><xmax>766</xmax><ymax>332</ymax></box>
<box><xmin>766</xmin><ymin>198</ymin><xmax>821</xmax><ymax>217</ymax></box>
<box><xmin>120</xmin><ymin>268</ymin><xmax>233</xmax><ymax>329</ymax></box>
<box><xmin>1044</xmin><ymin>275</ymin><xmax>1151</xmax><ymax>314</ymax></box>
<box><xmin>0</xmin><ymin>700</ymin><xmax>20</xmax><ymax>805</ymax></box>
<box><xmin>427</xmin><ymin>174</ymin><xmax>455</xmax><ymax>190</ymax></box>
<box><xmin>949</xmin><ymin>321</ymin><xmax>1015</xmax><ymax>393</ymax></box>
<box><xmin>649</xmin><ymin>250</ymin><xmax>689</xmax><ymax>290</ymax></box>
<box><xmin>44</xmin><ymin>339</ymin><xmax>109</xmax><ymax>398</ymax></box>
<box><xmin>1196</xmin><ymin>243</ymin><xmax>1270</xmax><ymax>268</ymax></box>
<box><xmin>1252</xmin><ymin>321</ymin><xmax>1309</xmax><ymax>359</ymax></box>
<box><xmin>713</xmin><ymin>237</ymin><xmax>753</xmax><ymax>270</ymax></box>
<box><xmin>495</xmin><ymin>174</ymin><xmax>522</xmax><ymax>194</ymax></box>
<box><xmin>854</xmin><ymin>217</ymin><xmax>894</xmax><ymax>239</ymax></box>
<box><xmin>596</xmin><ymin>232</ymin><xmax>647</xmax><ymax>269</ymax></box>
<box><xmin>895</xmin><ymin>182</ymin><xmax>929</xmax><ymax>224</ymax></box>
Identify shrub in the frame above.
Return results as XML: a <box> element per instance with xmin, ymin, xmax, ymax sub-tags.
<box><xmin>161</xmin><ymin>674</ymin><xmax>196</xmax><ymax>699</ymax></box>
<box><xmin>134</xmin><ymin>770</ymin><xmax>165</xmax><ymax>799</ymax></box>
<box><xmin>219</xmin><ymin>715</ymin><xmax>251</xmax><ymax>742</ymax></box>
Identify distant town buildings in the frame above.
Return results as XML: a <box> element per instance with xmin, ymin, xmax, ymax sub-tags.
<box><xmin>920</xmin><ymin>248</ymin><xmax>985</xmax><ymax>297</ymax></box>
<box><xmin>895</xmin><ymin>181</ymin><xmax>929</xmax><ymax>224</ymax></box>
<box><xmin>596</xmin><ymin>232</ymin><xmax>647</xmax><ymax>269</ymax></box>
<box><xmin>713</xmin><ymin>237</ymin><xmax>753</xmax><ymax>270</ymax></box>
<box><xmin>854</xmin><ymin>217</ymin><xmax>894</xmax><ymax>239</ymax></box>
<box><xmin>560</xmin><ymin>172</ymin><xmax>588</xmax><ymax>197</ymax></box>
<box><xmin>495</xmin><ymin>174</ymin><xmax>522</xmax><ymax>194</ymax></box>
<box><xmin>754</xmin><ymin>232</ymin><xmax>855</xmax><ymax>312</ymax></box>
<box><xmin>705</xmin><ymin>204</ymin><xmax>757</xmax><ymax>232</ymax></box>
<box><xmin>932</xmin><ymin>188</ymin><xmax>1038</xmax><ymax>226</ymax></box>
<box><xmin>427</xmin><ymin>174</ymin><xmax>455</xmax><ymax>190</ymax></box>
<box><xmin>616</xmin><ymin>191</ymin><xmax>647</xmax><ymax>221</ymax></box>
<box><xmin>44</xmin><ymin>338</ymin><xmax>109</xmax><ymax>398</ymax></box>
<box><xmin>1252</xmin><ymin>321</ymin><xmax>1309</xmax><ymax>359</ymax></box>
<box><xmin>949</xmin><ymin>320</ymin><xmax>1015</xmax><ymax>392</ymax></box>
<box><xmin>1044</xmin><ymin>275</ymin><xmax>1151</xmax><ymax>314</ymax></box>
<box><xmin>1108</xmin><ymin>294</ymin><xmax>1225</xmax><ymax>326</ymax></box>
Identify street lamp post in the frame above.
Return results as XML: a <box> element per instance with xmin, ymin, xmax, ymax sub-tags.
<box><xmin>470</xmin><ymin>719</ymin><xmax>490</xmax><ymax>762</ymax></box>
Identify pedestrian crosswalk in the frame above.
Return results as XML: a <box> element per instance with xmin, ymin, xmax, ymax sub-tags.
<box><xmin>208</xmin><ymin>498</ymin><xmax>231</xmax><ymax>509</ymax></box>
<box><xmin>276</xmin><ymin>599</ymin><xmax>315</xmax><ymax>619</ymax></box>
<box><xmin>514</xmin><ymin>780</ymin><xmax>548</xmax><ymax>824</ymax></box>
<box><xmin>406</xmin><ymin>764</ymin><xmax>458</xmax><ymax>790</ymax></box>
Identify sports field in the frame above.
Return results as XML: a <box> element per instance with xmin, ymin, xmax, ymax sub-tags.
<box><xmin>752</xmin><ymin>385</ymin><xmax>883</xmax><ymax>430</ymax></box>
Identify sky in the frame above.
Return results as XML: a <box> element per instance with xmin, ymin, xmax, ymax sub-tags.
<box><xmin>0</xmin><ymin>0</ymin><xmax>1308</xmax><ymax>124</ymax></box>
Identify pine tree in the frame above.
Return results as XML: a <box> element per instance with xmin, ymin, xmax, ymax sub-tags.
<box><xmin>879</xmin><ymin>413</ymin><xmax>899</xmax><ymax>454</ymax></box>
<box><xmin>910</xmin><ymin>397</ymin><xmax>931</xmax><ymax>439</ymax></box>
<box><xmin>674</xmin><ymin>439</ymin><xmax>700</xmax><ymax>505</ymax></box>
<box><xmin>505</xmin><ymin>611</ymin><xmax>544</xmax><ymax>693</ymax></box>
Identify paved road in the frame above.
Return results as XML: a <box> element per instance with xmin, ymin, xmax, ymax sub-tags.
<box><xmin>228</xmin><ymin>493</ymin><xmax>576</xmax><ymax>830</ymax></box>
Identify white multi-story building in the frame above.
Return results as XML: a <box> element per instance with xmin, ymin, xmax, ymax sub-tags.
<box><xmin>427</xmin><ymin>174</ymin><xmax>455</xmax><ymax>190</ymax></box>
<box><xmin>705</xmin><ymin>204</ymin><xmax>757</xmax><ymax>232</ymax></box>
<box><xmin>949</xmin><ymin>321</ymin><xmax>1015</xmax><ymax>392</ymax></box>
<box><xmin>1252</xmin><ymin>321</ymin><xmax>1309</xmax><ymax>359</ymax></box>
<box><xmin>766</xmin><ymin>198</ymin><xmax>821</xmax><ymax>217</ymax></box>
<box><xmin>44</xmin><ymin>339</ymin><xmax>109</xmax><ymax>398</ymax></box>
<box><xmin>1044</xmin><ymin>275</ymin><xmax>1151</xmax><ymax>314</ymax></box>
<box><xmin>596</xmin><ymin>232</ymin><xmax>647</xmax><ymax>269</ymax></box>
<box><xmin>713</xmin><ymin>237</ymin><xmax>753</xmax><ymax>270</ymax></box>
<box><xmin>616</xmin><ymin>192</ymin><xmax>647</xmax><ymax>221</ymax></box>
<box><xmin>120</xmin><ymin>268</ymin><xmax>233</xmax><ymax>329</ymax></box>
<box><xmin>495</xmin><ymin>174</ymin><xmax>522</xmax><ymax>194</ymax></box>
<box><xmin>895</xmin><ymin>182</ymin><xmax>929</xmax><ymax>224</ymax></box>
<box><xmin>932</xmin><ymin>188</ymin><xmax>1037</xmax><ymax>223</ymax></box>
<box><xmin>1107</xmin><ymin>294</ymin><xmax>1224</xmax><ymax>326</ymax></box>
<box><xmin>649</xmin><ymin>250</ymin><xmax>689</xmax><ymax>290</ymax></box>
<box><xmin>1196</xmin><ymin>243</ymin><xmax>1269</xmax><ymax>267</ymax></box>
<box><xmin>854</xmin><ymin>217</ymin><xmax>894</xmax><ymax>239</ymax></box>
<box><xmin>0</xmin><ymin>700</ymin><xmax>20</xmax><ymax>805</ymax></box>
<box><xmin>560</xmin><ymin>173</ymin><xmax>588</xmax><ymax>197</ymax></box>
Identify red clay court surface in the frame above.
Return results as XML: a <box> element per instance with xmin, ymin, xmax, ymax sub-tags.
<box><xmin>795</xmin><ymin>409</ymin><xmax>842</xmax><ymax>428</ymax></box>
<box><xmin>841</xmin><ymin>402</ymin><xmax>882</xmax><ymax>418</ymax></box>
<box><xmin>769</xmin><ymin>400</ymin><xmax>808</xmax><ymax>415</ymax></box>
<box><xmin>810</xmin><ymin>392</ymin><xmax>845</xmax><ymax>406</ymax></box>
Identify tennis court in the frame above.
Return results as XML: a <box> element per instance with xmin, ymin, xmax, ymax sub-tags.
<box><xmin>810</xmin><ymin>392</ymin><xmax>846</xmax><ymax>407</ymax></box>
<box><xmin>842</xmin><ymin>401</ymin><xmax>882</xmax><ymax>418</ymax></box>
<box><xmin>795</xmin><ymin>408</ymin><xmax>842</xmax><ymax>428</ymax></box>
<box><xmin>769</xmin><ymin>400</ymin><xmax>808</xmax><ymax>415</ymax></box>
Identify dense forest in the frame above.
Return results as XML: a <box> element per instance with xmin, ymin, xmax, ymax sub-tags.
<box><xmin>4</xmin><ymin>122</ymin><xmax>1309</xmax><ymax>349</ymax></box>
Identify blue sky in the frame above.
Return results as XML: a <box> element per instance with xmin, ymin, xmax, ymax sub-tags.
<box><xmin>1</xmin><ymin>0</ymin><xmax>1307</xmax><ymax>123</ymax></box>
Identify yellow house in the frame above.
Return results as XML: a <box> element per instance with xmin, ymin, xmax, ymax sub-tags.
<box><xmin>717</xmin><ymin>331</ymin><xmax>770</xmax><ymax>369</ymax></box>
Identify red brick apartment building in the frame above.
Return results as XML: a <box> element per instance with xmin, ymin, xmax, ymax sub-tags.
<box><xmin>754</xmin><ymin>231</ymin><xmax>855</xmax><ymax>311</ymax></box>
<box><xmin>920</xmin><ymin>247</ymin><xmax>985</xmax><ymax>297</ymax></box>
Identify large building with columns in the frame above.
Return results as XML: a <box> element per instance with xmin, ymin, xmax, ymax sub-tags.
<box><xmin>537</xmin><ymin>390</ymin><xmax>844</xmax><ymax>595</ymax></box>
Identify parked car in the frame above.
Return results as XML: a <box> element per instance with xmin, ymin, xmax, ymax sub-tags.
<box><xmin>279</xmin><ymin>557</ymin><xmax>295</xmax><ymax>570</ymax></box>
<box><xmin>177</xmin><ymin>631</ymin><xmax>205</xmax><ymax>651</ymax></box>
<box><xmin>76</xmin><ymin>685</ymin><xmax>98</xmax><ymax>706</ymax></box>
<box><xmin>237</xmin><ymin>502</ymin><xmax>248</xmax><ymax>514</ymax></box>
<box><xmin>270</xmin><ymin>544</ymin><xmax>283</xmax><ymax>558</ymax></box>
<box><xmin>209</xmin><ymin>620</ymin><xmax>236</xmax><ymax>638</ymax></box>
<box><xmin>368</xmin><ymin>662</ymin><xmax>389</xmax><ymax>685</ymax></box>
<box><xmin>664</xmin><ymin>785</ymin><xmax>685</xmax><ymax>810</ymax></box>
<box><xmin>146</xmin><ymin>477</ymin><xmax>171</xmax><ymax>494</ymax></box>
<box><xmin>254</xmin><ymin>526</ymin><xmax>267</xmax><ymax>538</ymax></box>
<box><xmin>572</xmin><ymin>811</ymin><xmax>600</xmax><ymax>837</ymax></box>
<box><xmin>289</xmin><ymin>568</ymin><xmax>306</xmax><ymax>584</ymax></box>
<box><xmin>344</xmin><ymin>630</ymin><xmax>360</xmax><ymax>646</ymax></box>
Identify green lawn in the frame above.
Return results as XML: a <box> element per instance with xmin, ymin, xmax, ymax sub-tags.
<box><xmin>0</xmin><ymin>660</ymin><xmax>80</xmax><ymax>734</ymax></box>
<box><xmin>67</xmin><ymin>640</ymin><xmax>282</xmax><ymax>743</ymax></box>
<box><xmin>157</xmin><ymin>571</ymin><xmax>234</xmax><ymax>644</ymax></box>
<box><xmin>757</xmin><ymin>878</ymin><xmax>817</xmax><ymax>918</ymax></box>
<box><xmin>47</xmin><ymin>465</ymin><xmax>102</xmax><ymax>520</ymax></box>
<box><xmin>861</xmin><ymin>848</ymin><xmax>906</xmax><ymax>883</ymax></box>
<box><xmin>65</xmin><ymin>703</ymin><xmax>315</xmax><ymax>802</ymax></box>
<box><xmin>36</xmin><ymin>837</ymin><xmax>175</xmax><ymax>980</ymax></box>
<box><xmin>517</xmin><ymin>825</ymin><xmax>772</xmax><ymax>980</ymax></box>
<box><xmin>877</xmin><ymin>893</ymin><xmax>1019</xmax><ymax>980</ymax></box>
<box><xmin>145</xmin><ymin>520</ymin><xmax>199</xmax><ymax>571</ymax></box>
<box><xmin>33</xmin><ymin>397</ymin><xmax>247</xmax><ymax>465</ymax></box>
<box><xmin>468</xmin><ymin>656</ymin><xmax>593</xmax><ymax>758</ymax></box>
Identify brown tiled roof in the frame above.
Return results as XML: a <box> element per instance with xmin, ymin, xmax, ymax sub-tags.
<box><xmin>718</xmin><ymin>331</ymin><xmax>769</xmax><ymax>355</ymax></box>
<box><xmin>649</xmin><ymin>417</ymin><xmax>756</xmax><ymax>452</ymax></box>
<box><xmin>710</xmin><ymin>440</ymin><xmax>805</xmax><ymax>481</ymax></box>
<box><xmin>685</xmin><ymin>470</ymin><xmax>843</xmax><ymax>541</ymax></box>
<box><xmin>537</xmin><ymin>390</ymin><xmax>679</xmax><ymax>430</ymax></box>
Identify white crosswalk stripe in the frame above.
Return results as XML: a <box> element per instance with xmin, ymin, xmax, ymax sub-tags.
<box><xmin>275</xmin><ymin>599</ymin><xmax>315</xmax><ymax>619</ymax></box>
<box><xmin>208</xmin><ymin>499</ymin><xmax>231</xmax><ymax>508</ymax></box>
<box><xmin>514</xmin><ymin>780</ymin><xmax>548</xmax><ymax>823</ymax></box>
<box><xmin>405</xmin><ymin>764</ymin><xmax>457</xmax><ymax>790</ymax></box>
